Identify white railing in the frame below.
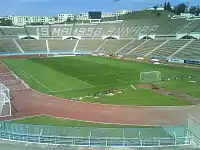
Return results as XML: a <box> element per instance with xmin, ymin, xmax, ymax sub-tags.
<box><xmin>0</xmin><ymin>131</ymin><xmax>192</xmax><ymax>147</ymax></box>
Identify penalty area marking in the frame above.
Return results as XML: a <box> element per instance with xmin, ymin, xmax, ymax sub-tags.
<box><xmin>7</xmin><ymin>62</ymin><xmax>54</xmax><ymax>92</ymax></box>
<box><xmin>78</xmin><ymin>70</ymin><xmax>136</xmax><ymax>78</ymax></box>
<box><xmin>47</xmin><ymin>81</ymin><xmax>131</xmax><ymax>94</ymax></box>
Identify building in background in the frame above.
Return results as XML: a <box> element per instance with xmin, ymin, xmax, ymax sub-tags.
<box><xmin>116</xmin><ymin>10</ymin><xmax>133</xmax><ymax>16</ymax></box>
<box><xmin>75</xmin><ymin>13</ymin><xmax>89</xmax><ymax>20</ymax></box>
<box><xmin>4</xmin><ymin>15</ymin><xmax>55</xmax><ymax>26</ymax></box>
<box><xmin>57</xmin><ymin>13</ymin><xmax>75</xmax><ymax>22</ymax></box>
<box><xmin>1</xmin><ymin>9</ymin><xmax>133</xmax><ymax>26</ymax></box>
<box><xmin>102</xmin><ymin>12</ymin><xmax>116</xmax><ymax>18</ymax></box>
<box><xmin>102</xmin><ymin>10</ymin><xmax>133</xmax><ymax>18</ymax></box>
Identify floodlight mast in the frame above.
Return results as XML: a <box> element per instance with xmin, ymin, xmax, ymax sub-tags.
<box><xmin>156</xmin><ymin>0</ymin><xmax>160</xmax><ymax>6</ymax></box>
<box><xmin>114</xmin><ymin>0</ymin><xmax>120</xmax><ymax>20</ymax></box>
<box><xmin>186</xmin><ymin>0</ymin><xmax>190</xmax><ymax>12</ymax></box>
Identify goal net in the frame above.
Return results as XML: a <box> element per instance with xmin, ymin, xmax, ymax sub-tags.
<box><xmin>140</xmin><ymin>71</ymin><xmax>161</xmax><ymax>83</ymax></box>
<box><xmin>0</xmin><ymin>83</ymin><xmax>11</xmax><ymax>117</ymax></box>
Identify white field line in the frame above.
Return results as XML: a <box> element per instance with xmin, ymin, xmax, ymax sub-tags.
<box><xmin>48</xmin><ymin>72</ymin><xmax>135</xmax><ymax>93</ymax></box>
<box><xmin>78</xmin><ymin>70</ymin><xmax>136</xmax><ymax>78</ymax></box>
<box><xmin>7</xmin><ymin>62</ymin><xmax>53</xmax><ymax>92</ymax></box>
<box><xmin>20</xmin><ymin>114</ymin><xmax>162</xmax><ymax>127</ymax></box>
<box><xmin>0</xmin><ymin>63</ymin><xmax>30</xmax><ymax>89</ymax></box>
<box><xmin>47</xmin><ymin>82</ymin><xmax>129</xmax><ymax>94</ymax></box>
<box><xmin>115</xmin><ymin>74</ymin><xmax>129</xmax><ymax>84</ymax></box>
<box><xmin>117</xmin><ymin>78</ymin><xmax>129</xmax><ymax>83</ymax></box>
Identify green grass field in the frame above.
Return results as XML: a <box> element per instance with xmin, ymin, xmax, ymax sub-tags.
<box><xmin>13</xmin><ymin>115</ymin><xmax>147</xmax><ymax>128</ymax></box>
<box><xmin>3</xmin><ymin>56</ymin><xmax>200</xmax><ymax>106</ymax></box>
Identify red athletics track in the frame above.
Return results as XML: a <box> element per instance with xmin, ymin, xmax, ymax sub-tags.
<box><xmin>0</xmin><ymin>57</ymin><xmax>200</xmax><ymax>125</ymax></box>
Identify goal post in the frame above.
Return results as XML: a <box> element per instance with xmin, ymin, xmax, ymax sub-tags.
<box><xmin>0</xmin><ymin>84</ymin><xmax>11</xmax><ymax>117</ymax></box>
<box><xmin>140</xmin><ymin>71</ymin><xmax>162</xmax><ymax>83</ymax></box>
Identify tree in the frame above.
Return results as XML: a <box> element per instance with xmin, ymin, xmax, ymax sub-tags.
<box><xmin>164</xmin><ymin>1</ymin><xmax>167</xmax><ymax>10</ymax></box>
<box><xmin>173</xmin><ymin>3</ymin><xmax>187</xmax><ymax>14</ymax></box>
<box><xmin>189</xmin><ymin>6</ymin><xmax>197</xmax><ymax>15</ymax></box>
<box><xmin>66</xmin><ymin>17</ymin><xmax>71</xmax><ymax>23</ymax></box>
<box><xmin>196</xmin><ymin>6</ymin><xmax>200</xmax><ymax>15</ymax></box>
<box><xmin>153</xmin><ymin>5</ymin><xmax>158</xmax><ymax>12</ymax></box>
<box><xmin>166</xmin><ymin>2</ymin><xmax>172</xmax><ymax>12</ymax></box>
<box><xmin>0</xmin><ymin>18</ymin><xmax>13</xmax><ymax>26</ymax></box>
<box><xmin>54</xmin><ymin>16</ymin><xmax>58</xmax><ymax>21</ymax></box>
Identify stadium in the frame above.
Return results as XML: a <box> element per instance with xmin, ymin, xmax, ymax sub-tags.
<box><xmin>0</xmin><ymin>5</ymin><xmax>200</xmax><ymax>150</ymax></box>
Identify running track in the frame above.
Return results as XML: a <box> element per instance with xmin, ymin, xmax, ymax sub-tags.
<box><xmin>0</xmin><ymin>64</ymin><xmax>200</xmax><ymax>125</ymax></box>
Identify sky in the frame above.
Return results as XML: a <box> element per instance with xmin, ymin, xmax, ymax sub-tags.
<box><xmin>0</xmin><ymin>0</ymin><xmax>199</xmax><ymax>16</ymax></box>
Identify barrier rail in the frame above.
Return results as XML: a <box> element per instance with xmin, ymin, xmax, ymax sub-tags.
<box><xmin>0</xmin><ymin>132</ymin><xmax>192</xmax><ymax>147</ymax></box>
<box><xmin>0</xmin><ymin>122</ymin><xmax>192</xmax><ymax>147</ymax></box>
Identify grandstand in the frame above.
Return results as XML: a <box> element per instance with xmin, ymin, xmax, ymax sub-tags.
<box><xmin>48</xmin><ymin>39</ymin><xmax>77</xmax><ymax>52</ymax></box>
<box><xmin>177</xmin><ymin>20</ymin><xmax>200</xmax><ymax>34</ymax></box>
<box><xmin>76</xmin><ymin>39</ymin><xmax>103</xmax><ymax>52</ymax></box>
<box><xmin>0</xmin><ymin>27</ymin><xmax>26</xmax><ymax>37</ymax></box>
<box><xmin>148</xmin><ymin>40</ymin><xmax>191</xmax><ymax>59</ymax></box>
<box><xmin>173</xmin><ymin>40</ymin><xmax>200</xmax><ymax>60</ymax></box>
<box><xmin>1</xmin><ymin>37</ymin><xmax>200</xmax><ymax>61</ymax></box>
<box><xmin>25</xmin><ymin>26</ymin><xmax>38</xmax><ymax>35</ymax></box>
<box><xmin>17</xmin><ymin>40</ymin><xmax>46</xmax><ymax>52</ymax></box>
<box><xmin>132</xmin><ymin>40</ymin><xmax>166</xmax><ymax>56</ymax></box>
<box><xmin>115</xmin><ymin>40</ymin><xmax>146</xmax><ymax>54</ymax></box>
<box><xmin>98</xmin><ymin>39</ymin><xmax>131</xmax><ymax>53</ymax></box>
<box><xmin>0</xmin><ymin>39</ymin><xmax>21</xmax><ymax>53</ymax></box>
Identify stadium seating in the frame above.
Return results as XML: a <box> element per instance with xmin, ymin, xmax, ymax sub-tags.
<box><xmin>99</xmin><ymin>39</ymin><xmax>131</xmax><ymax>53</ymax></box>
<box><xmin>123</xmin><ymin>18</ymin><xmax>189</xmax><ymax>35</ymax></box>
<box><xmin>72</xmin><ymin>24</ymin><xmax>99</xmax><ymax>37</ymax></box>
<box><xmin>0</xmin><ymin>19</ymin><xmax>196</xmax><ymax>38</ymax></box>
<box><xmin>1</xmin><ymin>12</ymin><xmax>200</xmax><ymax>60</ymax></box>
<box><xmin>162</xmin><ymin>19</ymin><xmax>189</xmax><ymax>34</ymax></box>
<box><xmin>132</xmin><ymin>40</ymin><xmax>166</xmax><ymax>56</ymax></box>
<box><xmin>0</xmin><ymin>27</ymin><xmax>26</xmax><ymax>36</ymax></box>
<box><xmin>17</xmin><ymin>40</ymin><xmax>47</xmax><ymax>52</ymax></box>
<box><xmin>117</xmin><ymin>40</ymin><xmax>146</xmax><ymax>54</ymax></box>
<box><xmin>0</xmin><ymin>39</ymin><xmax>20</xmax><ymax>53</ymax></box>
<box><xmin>25</xmin><ymin>26</ymin><xmax>38</xmax><ymax>35</ymax></box>
<box><xmin>95</xmin><ymin>23</ymin><xmax>121</xmax><ymax>36</ymax></box>
<box><xmin>48</xmin><ymin>39</ymin><xmax>77</xmax><ymax>52</ymax></box>
<box><xmin>177</xmin><ymin>20</ymin><xmax>200</xmax><ymax>33</ymax></box>
<box><xmin>173</xmin><ymin>40</ymin><xmax>200</xmax><ymax>60</ymax></box>
<box><xmin>148</xmin><ymin>40</ymin><xmax>190</xmax><ymax>58</ymax></box>
<box><xmin>76</xmin><ymin>39</ymin><xmax>103</xmax><ymax>52</ymax></box>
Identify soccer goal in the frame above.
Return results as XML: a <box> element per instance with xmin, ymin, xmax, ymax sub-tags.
<box><xmin>140</xmin><ymin>71</ymin><xmax>162</xmax><ymax>83</ymax></box>
<box><xmin>0</xmin><ymin>83</ymin><xmax>11</xmax><ymax>116</ymax></box>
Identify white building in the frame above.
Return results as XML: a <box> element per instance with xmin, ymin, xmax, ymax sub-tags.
<box><xmin>57</xmin><ymin>14</ymin><xmax>75</xmax><ymax>22</ymax></box>
<box><xmin>75</xmin><ymin>13</ymin><xmax>89</xmax><ymax>20</ymax></box>
<box><xmin>116</xmin><ymin>10</ymin><xmax>133</xmax><ymax>16</ymax></box>
<box><xmin>5</xmin><ymin>15</ymin><xmax>55</xmax><ymax>26</ymax></box>
<box><xmin>57</xmin><ymin>13</ymin><xmax>88</xmax><ymax>22</ymax></box>
<box><xmin>102</xmin><ymin>12</ymin><xmax>116</xmax><ymax>18</ymax></box>
<box><xmin>1</xmin><ymin>9</ymin><xmax>134</xmax><ymax>26</ymax></box>
<box><xmin>102</xmin><ymin>10</ymin><xmax>133</xmax><ymax>18</ymax></box>
<box><xmin>148</xmin><ymin>7</ymin><xmax>165</xmax><ymax>11</ymax></box>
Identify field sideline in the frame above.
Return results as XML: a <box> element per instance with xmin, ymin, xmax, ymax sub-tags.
<box><xmin>2</xmin><ymin>56</ymin><xmax>200</xmax><ymax>106</ymax></box>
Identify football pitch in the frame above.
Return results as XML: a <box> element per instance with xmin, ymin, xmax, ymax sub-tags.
<box><xmin>2</xmin><ymin>56</ymin><xmax>200</xmax><ymax>106</ymax></box>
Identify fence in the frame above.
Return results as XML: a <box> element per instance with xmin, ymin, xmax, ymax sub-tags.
<box><xmin>0</xmin><ymin>84</ymin><xmax>11</xmax><ymax>116</ymax></box>
<box><xmin>0</xmin><ymin>121</ymin><xmax>192</xmax><ymax>147</ymax></box>
<box><xmin>188</xmin><ymin>114</ymin><xmax>200</xmax><ymax>146</ymax></box>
